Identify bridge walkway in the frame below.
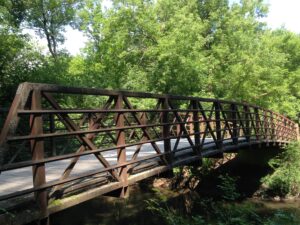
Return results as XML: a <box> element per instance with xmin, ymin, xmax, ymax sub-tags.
<box><xmin>0</xmin><ymin>83</ymin><xmax>297</xmax><ymax>225</ymax></box>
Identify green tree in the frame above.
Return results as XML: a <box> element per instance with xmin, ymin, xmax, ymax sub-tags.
<box><xmin>0</xmin><ymin>0</ymin><xmax>27</xmax><ymax>28</ymax></box>
<box><xmin>145</xmin><ymin>0</ymin><xmax>209</xmax><ymax>95</ymax></box>
<box><xmin>206</xmin><ymin>1</ymin><xmax>293</xmax><ymax>112</ymax></box>
<box><xmin>1</xmin><ymin>0</ymin><xmax>299</xmax><ymax>120</ymax></box>
<box><xmin>268</xmin><ymin>30</ymin><xmax>300</xmax><ymax>117</ymax></box>
<box><xmin>0</xmin><ymin>31</ymin><xmax>43</xmax><ymax>103</ymax></box>
<box><xmin>77</xmin><ymin>0</ymin><xmax>209</xmax><ymax>95</ymax></box>
<box><xmin>25</xmin><ymin>0</ymin><xmax>81</xmax><ymax>58</ymax></box>
<box><xmin>77</xmin><ymin>0</ymin><xmax>158</xmax><ymax>89</ymax></box>
<box><xmin>0</xmin><ymin>2</ymin><xmax>74</xmax><ymax>103</ymax></box>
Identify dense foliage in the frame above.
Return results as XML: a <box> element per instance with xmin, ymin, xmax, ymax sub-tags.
<box><xmin>262</xmin><ymin>141</ymin><xmax>300</xmax><ymax>197</ymax></box>
<box><xmin>0</xmin><ymin>0</ymin><xmax>299</xmax><ymax>118</ymax></box>
<box><xmin>147</xmin><ymin>196</ymin><xmax>300</xmax><ymax>225</ymax></box>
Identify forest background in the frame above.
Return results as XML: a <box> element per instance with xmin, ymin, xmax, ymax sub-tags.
<box><xmin>0</xmin><ymin>0</ymin><xmax>299</xmax><ymax>120</ymax></box>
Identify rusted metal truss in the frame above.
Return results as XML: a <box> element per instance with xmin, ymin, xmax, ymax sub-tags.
<box><xmin>0</xmin><ymin>82</ymin><xmax>298</xmax><ymax>221</ymax></box>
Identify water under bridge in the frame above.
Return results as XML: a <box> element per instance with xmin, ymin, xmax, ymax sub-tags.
<box><xmin>0</xmin><ymin>83</ymin><xmax>298</xmax><ymax>225</ymax></box>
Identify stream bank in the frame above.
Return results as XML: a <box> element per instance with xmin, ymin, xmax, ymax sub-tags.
<box><xmin>29</xmin><ymin>150</ymin><xmax>300</xmax><ymax>225</ymax></box>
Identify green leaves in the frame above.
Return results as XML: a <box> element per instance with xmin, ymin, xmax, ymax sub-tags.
<box><xmin>262</xmin><ymin>142</ymin><xmax>300</xmax><ymax>197</ymax></box>
<box><xmin>76</xmin><ymin>0</ymin><xmax>209</xmax><ymax>94</ymax></box>
<box><xmin>217</xmin><ymin>174</ymin><xmax>240</xmax><ymax>201</ymax></box>
<box><xmin>65</xmin><ymin>0</ymin><xmax>299</xmax><ymax>119</ymax></box>
<box><xmin>25</xmin><ymin>0</ymin><xmax>81</xmax><ymax>58</ymax></box>
<box><xmin>0</xmin><ymin>0</ymin><xmax>299</xmax><ymax>120</ymax></box>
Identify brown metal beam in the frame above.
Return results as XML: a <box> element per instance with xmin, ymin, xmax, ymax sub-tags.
<box><xmin>114</xmin><ymin>94</ymin><xmax>128</xmax><ymax>197</ymax></box>
<box><xmin>30</xmin><ymin>90</ymin><xmax>48</xmax><ymax>218</ymax></box>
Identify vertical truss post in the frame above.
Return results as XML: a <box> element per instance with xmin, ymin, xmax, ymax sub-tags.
<box><xmin>289</xmin><ymin>121</ymin><xmax>297</xmax><ymax>141</ymax></box>
<box><xmin>279</xmin><ymin>115</ymin><xmax>283</xmax><ymax>142</ymax></box>
<box><xmin>231</xmin><ymin>104</ymin><xmax>238</xmax><ymax>144</ymax></box>
<box><xmin>273</xmin><ymin>114</ymin><xmax>277</xmax><ymax>141</ymax></box>
<box><xmin>244</xmin><ymin>105</ymin><xmax>250</xmax><ymax>142</ymax></box>
<box><xmin>115</xmin><ymin>94</ymin><xmax>128</xmax><ymax>198</ymax></box>
<box><xmin>141</xmin><ymin>112</ymin><xmax>147</xmax><ymax>126</ymax></box>
<box><xmin>30</xmin><ymin>90</ymin><xmax>49</xmax><ymax>224</ymax></box>
<box><xmin>188</xmin><ymin>113</ymin><xmax>194</xmax><ymax>135</ymax></box>
<box><xmin>192</xmin><ymin>100</ymin><xmax>201</xmax><ymax>156</ymax></box>
<box><xmin>286</xmin><ymin>120</ymin><xmax>291</xmax><ymax>141</ymax></box>
<box><xmin>270</xmin><ymin>112</ymin><xmax>275</xmax><ymax>142</ymax></box>
<box><xmin>214</xmin><ymin>101</ymin><xmax>223</xmax><ymax>151</ymax></box>
<box><xmin>296</xmin><ymin>123</ymin><xmax>300</xmax><ymax>141</ymax></box>
<box><xmin>255</xmin><ymin>108</ymin><xmax>261</xmax><ymax>143</ymax></box>
<box><xmin>292</xmin><ymin>122</ymin><xmax>296</xmax><ymax>141</ymax></box>
<box><xmin>278</xmin><ymin>116</ymin><xmax>282</xmax><ymax>142</ymax></box>
<box><xmin>88</xmin><ymin>113</ymin><xmax>94</xmax><ymax>130</ymax></box>
<box><xmin>162</xmin><ymin>98</ymin><xmax>172</xmax><ymax>165</ymax></box>
<box><xmin>0</xmin><ymin>83</ymin><xmax>31</xmax><ymax>165</ymax></box>
<box><xmin>275</xmin><ymin>115</ymin><xmax>278</xmax><ymax>142</ymax></box>
<box><xmin>49</xmin><ymin>114</ymin><xmax>56</xmax><ymax>156</ymax></box>
<box><xmin>231</xmin><ymin>104</ymin><xmax>238</xmax><ymax>145</ymax></box>
<box><xmin>283</xmin><ymin>118</ymin><xmax>287</xmax><ymax>142</ymax></box>
<box><xmin>280</xmin><ymin>118</ymin><xmax>284</xmax><ymax>144</ymax></box>
<box><xmin>263</xmin><ymin>111</ymin><xmax>269</xmax><ymax>144</ymax></box>
<box><xmin>176</xmin><ymin>119</ymin><xmax>181</xmax><ymax>136</ymax></box>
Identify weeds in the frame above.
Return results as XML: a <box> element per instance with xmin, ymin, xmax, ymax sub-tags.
<box><xmin>217</xmin><ymin>174</ymin><xmax>240</xmax><ymax>201</ymax></box>
<box><xmin>146</xmin><ymin>197</ymin><xmax>299</xmax><ymax>225</ymax></box>
<box><xmin>262</xmin><ymin>141</ymin><xmax>300</xmax><ymax>197</ymax></box>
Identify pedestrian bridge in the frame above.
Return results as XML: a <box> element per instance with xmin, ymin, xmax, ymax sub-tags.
<box><xmin>0</xmin><ymin>83</ymin><xmax>298</xmax><ymax>225</ymax></box>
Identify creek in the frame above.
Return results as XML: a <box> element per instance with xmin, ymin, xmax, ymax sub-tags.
<box><xmin>48</xmin><ymin>181</ymin><xmax>300</xmax><ymax>225</ymax></box>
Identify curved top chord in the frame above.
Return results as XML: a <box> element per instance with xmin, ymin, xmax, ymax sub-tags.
<box><xmin>0</xmin><ymin>82</ymin><xmax>298</xmax><ymax>225</ymax></box>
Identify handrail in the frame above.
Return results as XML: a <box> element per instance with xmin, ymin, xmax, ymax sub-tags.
<box><xmin>0</xmin><ymin>82</ymin><xmax>298</xmax><ymax>219</ymax></box>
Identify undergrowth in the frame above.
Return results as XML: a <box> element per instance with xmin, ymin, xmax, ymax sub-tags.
<box><xmin>262</xmin><ymin>141</ymin><xmax>300</xmax><ymax>197</ymax></box>
<box><xmin>146</xmin><ymin>197</ymin><xmax>299</xmax><ymax>225</ymax></box>
<box><xmin>147</xmin><ymin>142</ymin><xmax>300</xmax><ymax>225</ymax></box>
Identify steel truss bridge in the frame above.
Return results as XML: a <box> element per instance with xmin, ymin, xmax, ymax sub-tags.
<box><xmin>0</xmin><ymin>83</ymin><xmax>298</xmax><ymax>225</ymax></box>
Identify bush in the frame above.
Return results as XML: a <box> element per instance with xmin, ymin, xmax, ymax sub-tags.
<box><xmin>262</xmin><ymin>142</ymin><xmax>300</xmax><ymax>197</ymax></box>
<box><xmin>217</xmin><ymin>174</ymin><xmax>240</xmax><ymax>201</ymax></box>
<box><xmin>146</xmin><ymin>197</ymin><xmax>299</xmax><ymax>225</ymax></box>
<box><xmin>146</xmin><ymin>199</ymin><xmax>206</xmax><ymax>225</ymax></box>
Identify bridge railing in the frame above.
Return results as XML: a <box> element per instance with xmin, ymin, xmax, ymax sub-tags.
<box><xmin>0</xmin><ymin>82</ymin><xmax>298</xmax><ymax>216</ymax></box>
<box><xmin>0</xmin><ymin>108</ymin><xmax>8</xmax><ymax>133</ymax></box>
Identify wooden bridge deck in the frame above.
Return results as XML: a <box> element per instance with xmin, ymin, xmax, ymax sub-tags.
<box><xmin>0</xmin><ymin>83</ymin><xmax>298</xmax><ymax>225</ymax></box>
